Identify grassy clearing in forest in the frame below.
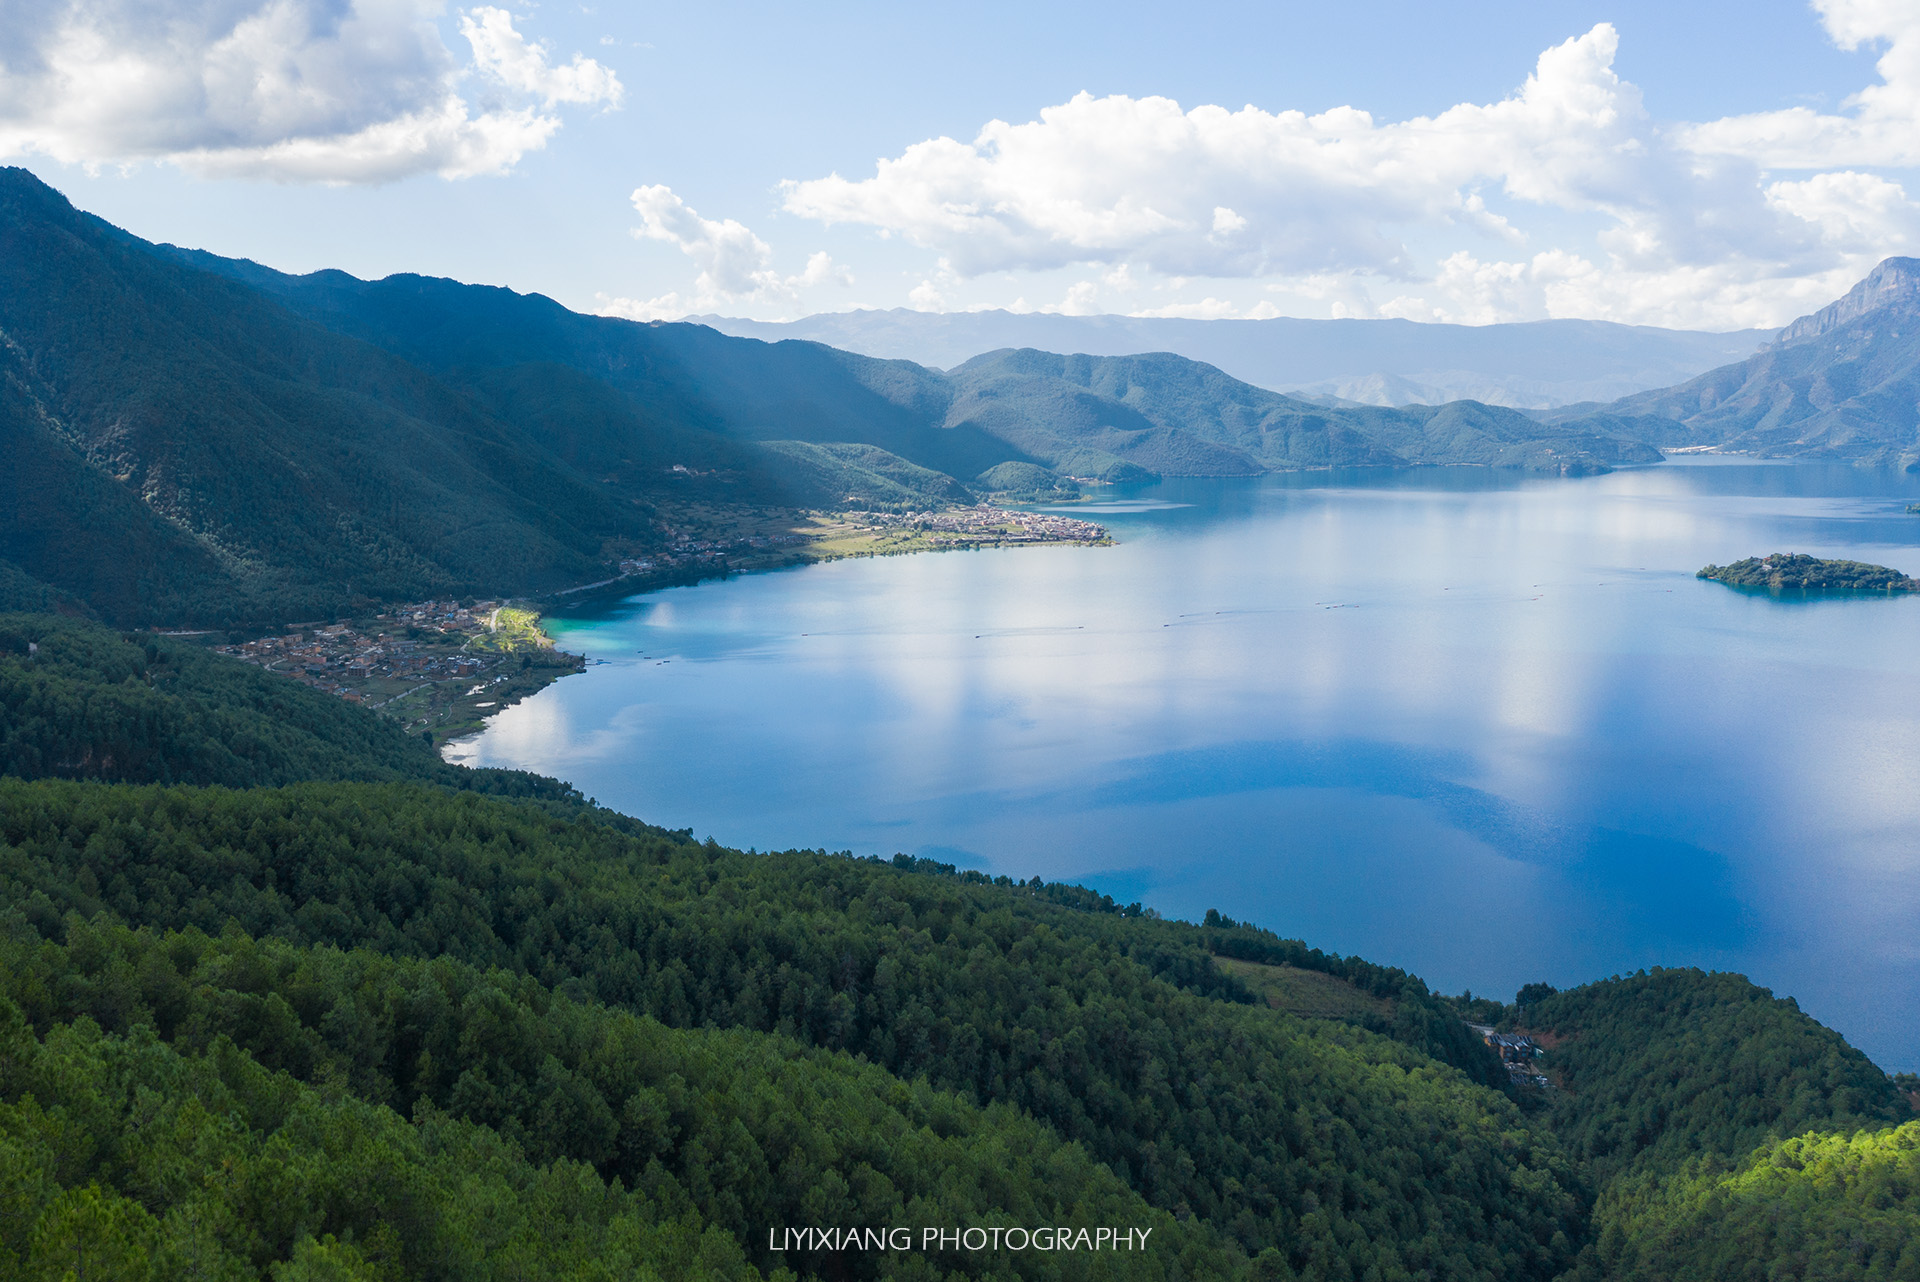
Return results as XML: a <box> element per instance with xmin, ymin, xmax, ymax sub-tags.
<box><xmin>1215</xmin><ymin>956</ymin><xmax>1393</xmax><ymax>1021</ymax></box>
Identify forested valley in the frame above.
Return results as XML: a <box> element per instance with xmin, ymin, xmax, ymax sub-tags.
<box><xmin>0</xmin><ymin>611</ymin><xmax>1915</xmax><ymax>1280</ymax></box>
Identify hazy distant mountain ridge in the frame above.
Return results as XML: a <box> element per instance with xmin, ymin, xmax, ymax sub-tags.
<box><xmin>163</xmin><ymin>208</ymin><xmax>1663</xmax><ymax>484</ymax></box>
<box><xmin>699</xmin><ymin>309</ymin><xmax>1775</xmax><ymax>408</ymax></box>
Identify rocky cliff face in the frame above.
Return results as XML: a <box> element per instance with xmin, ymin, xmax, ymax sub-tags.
<box><xmin>1777</xmin><ymin>257</ymin><xmax>1920</xmax><ymax>346</ymax></box>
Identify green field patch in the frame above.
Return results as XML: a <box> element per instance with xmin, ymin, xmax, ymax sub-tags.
<box><xmin>1215</xmin><ymin>955</ymin><xmax>1393</xmax><ymax>1020</ymax></box>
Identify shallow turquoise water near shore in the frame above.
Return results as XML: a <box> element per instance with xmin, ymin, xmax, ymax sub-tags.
<box><xmin>451</xmin><ymin>460</ymin><xmax>1920</xmax><ymax>1070</ymax></box>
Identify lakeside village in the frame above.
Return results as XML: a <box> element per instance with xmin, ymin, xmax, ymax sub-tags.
<box><xmin>212</xmin><ymin>601</ymin><xmax>583</xmax><ymax>745</ymax></box>
<box><xmin>1468</xmin><ymin>1023</ymin><xmax>1553</xmax><ymax>1089</ymax></box>
<box><xmin>856</xmin><ymin>505</ymin><xmax>1110</xmax><ymax>548</ymax></box>
<box><xmin>208</xmin><ymin>506</ymin><xmax>1110</xmax><ymax>743</ymax></box>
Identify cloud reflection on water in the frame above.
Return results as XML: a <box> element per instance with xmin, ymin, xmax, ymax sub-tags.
<box><xmin>454</xmin><ymin>462</ymin><xmax>1920</xmax><ymax>1069</ymax></box>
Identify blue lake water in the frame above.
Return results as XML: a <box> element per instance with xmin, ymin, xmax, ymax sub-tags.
<box><xmin>450</xmin><ymin>461</ymin><xmax>1920</xmax><ymax>1071</ymax></box>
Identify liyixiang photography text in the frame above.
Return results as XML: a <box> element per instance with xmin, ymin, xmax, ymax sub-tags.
<box><xmin>768</xmin><ymin>1226</ymin><xmax>1156</xmax><ymax>1254</ymax></box>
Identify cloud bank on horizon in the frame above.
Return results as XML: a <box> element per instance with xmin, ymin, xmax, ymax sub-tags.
<box><xmin>0</xmin><ymin>0</ymin><xmax>620</xmax><ymax>182</ymax></box>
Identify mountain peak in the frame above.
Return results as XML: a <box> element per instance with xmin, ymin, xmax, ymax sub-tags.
<box><xmin>1778</xmin><ymin>257</ymin><xmax>1920</xmax><ymax>345</ymax></box>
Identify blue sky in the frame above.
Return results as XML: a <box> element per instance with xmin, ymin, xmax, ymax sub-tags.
<box><xmin>3</xmin><ymin>0</ymin><xmax>1914</xmax><ymax>328</ymax></box>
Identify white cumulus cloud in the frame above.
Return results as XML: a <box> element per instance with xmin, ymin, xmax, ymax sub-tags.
<box><xmin>778</xmin><ymin>13</ymin><xmax>1920</xmax><ymax>327</ymax></box>
<box><xmin>632</xmin><ymin>182</ymin><xmax>784</xmax><ymax>297</ymax></box>
<box><xmin>0</xmin><ymin>1</ymin><xmax>621</xmax><ymax>182</ymax></box>
<box><xmin>460</xmin><ymin>6</ymin><xmax>623</xmax><ymax>108</ymax></box>
<box><xmin>1767</xmin><ymin>171</ymin><xmax>1920</xmax><ymax>254</ymax></box>
<box><xmin>781</xmin><ymin>26</ymin><xmax>1675</xmax><ymax>280</ymax></box>
<box><xmin>1681</xmin><ymin>0</ymin><xmax>1920</xmax><ymax>168</ymax></box>
<box><xmin>598</xmin><ymin>184</ymin><xmax>851</xmax><ymax>320</ymax></box>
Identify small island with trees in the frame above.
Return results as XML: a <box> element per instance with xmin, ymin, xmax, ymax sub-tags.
<box><xmin>1698</xmin><ymin>552</ymin><xmax>1920</xmax><ymax>592</ymax></box>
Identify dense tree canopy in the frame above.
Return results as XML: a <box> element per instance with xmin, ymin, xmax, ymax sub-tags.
<box><xmin>0</xmin><ymin>920</ymin><xmax>1241</xmax><ymax>1281</ymax></box>
<box><xmin>1516</xmin><ymin>970</ymin><xmax>1911</xmax><ymax>1184</ymax></box>
<box><xmin>0</xmin><ymin>778</ymin><xmax>1588</xmax><ymax>1279</ymax></box>
<box><xmin>1572</xmin><ymin>1124</ymin><xmax>1920</xmax><ymax>1282</ymax></box>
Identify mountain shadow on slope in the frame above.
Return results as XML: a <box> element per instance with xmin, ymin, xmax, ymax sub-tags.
<box><xmin>164</xmin><ymin>209</ymin><xmax>1671</xmax><ymax>486</ymax></box>
<box><xmin>0</xmin><ymin>170</ymin><xmax>679</xmax><ymax>625</ymax></box>
<box><xmin>162</xmin><ymin>250</ymin><xmax>1031</xmax><ymax>484</ymax></box>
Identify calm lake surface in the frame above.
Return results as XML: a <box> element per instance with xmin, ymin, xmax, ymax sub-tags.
<box><xmin>451</xmin><ymin>461</ymin><xmax>1920</xmax><ymax>1070</ymax></box>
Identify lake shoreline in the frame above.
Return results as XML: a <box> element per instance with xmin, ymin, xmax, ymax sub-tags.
<box><xmin>540</xmin><ymin>503</ymin><xmax>1113</xmax><ymax>612</ymax></box>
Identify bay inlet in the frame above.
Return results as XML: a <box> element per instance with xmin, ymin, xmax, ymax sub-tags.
<box><xmin>451</xmin><ymin>460</ymin><xmax>1920</xmax><ymax>1070</ymax></box>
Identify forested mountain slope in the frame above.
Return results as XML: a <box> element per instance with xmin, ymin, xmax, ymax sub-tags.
<box><xmin>1488</xmin><ymin>970</ymin><xmax>1917</xmax><ymax>1280</ymax></box>
<box><xmin>0</xmin><ymin>172</ymin><xmax>679</xmax><ymax>626</ymax></box>
<box><xmin>0</xmin><ymin>778</ymin><xmax>1594</xmax><ymax>1278</ymax></box>
<box><xmin>1574</xmin><ymin>1122</ymin><xmax>1920</xmax><ymax>1281</ymax></box>
<box><xmin>1520</xmin><ymin>970</ymin><xmax>1911</xmax><ymax>1184</ymax></box>
<box><xmin>0</xmin><ymin>613</ymin><xmax>565</xmax><ymax>796</ymax></box>
<box><xmin>172</xmin><ymin>253</ymin><xmax>1019</xmax><ymax>485</ymax></box>
<box><xmin>0</xmin><ymin>919</ymin><xmax>1241</xmax><ymax>1281</ymax></box>
<box><xmin>176</xmin><ymin>232</ymin><xmax>1663</xmax><ymax>483</ymax></box>
<box><xmin>190</xmin><ymin>247</ymin><xmax>1665</xmax><ymax>482</ymax></box>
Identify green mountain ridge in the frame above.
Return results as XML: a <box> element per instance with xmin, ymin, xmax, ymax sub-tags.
<box><xmin>0</xmin><ymin>172</ymin><xmax>669</xmax><ymax>625</ymax></box>
<box><xmin>944</xmin><ymin>349</ymin><xmax>1662</xmax><ymax>478</ymax></box>
<box><xmin>171</xmin><ymin>230</ymin><xmax>1664</xmax><ymax>483</ymax></box>
<box><xmin>180</xmin><ymin>249</ymin><xmax>1665</xmax><ymax>482</ymax></box>
<box><xmin>15</xmin><ymin>170</ymin><xmax>1920</xmax><ymax>633</ymax></box>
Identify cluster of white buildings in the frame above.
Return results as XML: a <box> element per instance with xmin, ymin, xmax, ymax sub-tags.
<box><xmin>850</xmin><ymin>504</ymin><xmax>1107</xmax><ymax>545</ymax></box>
